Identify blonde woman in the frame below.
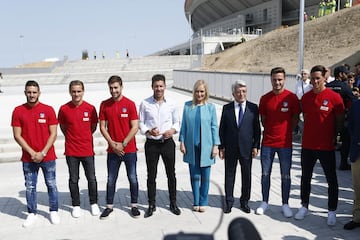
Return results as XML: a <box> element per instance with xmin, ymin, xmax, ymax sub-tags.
<box><xmin>179</xmin><ymin>80</ymin><xmax>220</xmax><ymax>212</ymax></box>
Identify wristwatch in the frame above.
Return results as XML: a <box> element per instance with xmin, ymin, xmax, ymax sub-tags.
<box><xmin>122</xmin><ymin>141</ymin><xmax>128</xmax><ymax>147</ymax></box>
<box><xmin>41</xmin><ymin>151</ymin><xmax>46</xmax><ymax>157</ymax></box>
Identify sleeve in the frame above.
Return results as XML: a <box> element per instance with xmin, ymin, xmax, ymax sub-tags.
<box><xmin>171</xmin><ymin>102</ymin><xmax>180</xmax><ymax>133</ymax></box>
<box><xmin>99</xmin><ymin>101</ymin><xmax>106</xmax><ymax>121</ymax></box>
<box><xmin>138</xmin><ymin>101</ymin><xmax>149</xmax><ymax>135</ymax></box>
<box><xmin>48</xmin><ymin>106</ymin><xmax>58</xmax><ymax>125</ymax></box>
<box><xmin>178</xmin><ymin>104</ymin><xmax>187</xmax><ymax>142</ymax></box>
<box><xmin>218</xmin><ymin>106</ymin><xmax>226</xmax><ymax>149</ymax></box>
<box><xmin>57</xmin><ymin>106</ymin><xmax>65</xmax><ymax>124</ymax></box>
<box><xmin>210</xmin><ymin>104</ymin><xmax>220</xmax><ymax>145</ymax></box>
<box><xmin>91</xmin><ymin>105</ymin><xmax>98</xmax><ymax>124</ymax></box>
<box><xmin>11</xmin><ymin>107</ymin><xmax>21</xmax><ymax>127</ymax></box>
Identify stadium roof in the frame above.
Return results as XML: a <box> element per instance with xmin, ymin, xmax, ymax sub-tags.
<box><xmin>184</xmin><ymin>0</ymin><xmax>321</xmax><ymax>32</ymax></box>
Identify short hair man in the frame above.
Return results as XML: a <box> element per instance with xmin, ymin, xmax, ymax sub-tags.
<box><xmin>295</xmin><ymin>65</ymin><xmax>345</xmax><ymax>226</ymax></box>
<box><xmin>99</xmin><ymin>75</ymin><xmax>140</xmax><ymax>219</ymax></box>
<box><xmin>11</xmin><ymin>80</ymin><xmax>59</xmax><ymax>227</ymax></box>
<box><xmin>219</xmin><ymin>80</ymin><xmax>261</xmax><ymax>214</ymax></box>
<box><xmin>58</xmin><ymin>80</ymin><xmax>100</xmax><ymax>218</ymax></box>
<box><xmin>139</xmin><ymin>74</ymin><xmax>181</xmax><ymax>217</ymax></box>
<box><xmin>326</xmin><ymin>65</ymin><xmax>356</xmax><ymax>170</ymax></box>
<box><xmin>256</xmin><ymin>67</ymin><xmax>301</xmax><ymax>217</ymax></box>
<box><xmin>344</xmin><ymin>98</ymin><xmax>360</xmax><ymax>230</ymax></box>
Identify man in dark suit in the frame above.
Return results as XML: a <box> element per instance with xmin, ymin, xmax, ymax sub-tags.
<box><xmin>219</xmin><ymin>80</ymin><xmax>261</xmax><ymax>214</ymax></box>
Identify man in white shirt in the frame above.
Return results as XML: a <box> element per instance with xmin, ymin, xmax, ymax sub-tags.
<box><xmin>295</xmin><ymin>69</ymin><xmax>312</xmax><ymax>100</ymax></box>
<box><xmin>139</xmin><ymin>74</ymin><xmax>181</xmax><ymax>217</ymax></box>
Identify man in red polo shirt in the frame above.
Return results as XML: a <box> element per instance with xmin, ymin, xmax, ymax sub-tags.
<box><xmin>58</xmin><ymin>80</ymin><xmax>100</xmax><ymax>218</ymax></box>
<box><xmin>99</xmin><ymin>75</ymin><xmax>140</xmax><ymax>219</ymax></box>
<box><xmin>11</xmin><ymin>80</ymin><xmax>59</xmax><ymax>227</ymax></box>
<box><xmin>256</xmin><ymin>67</ymin><xmax>300</xmax><ymax>218</ymax></box>
<box><xmin>295</xmin><ymin>65</ymin><xmax>345</xmax><ymax>226</ymax></box>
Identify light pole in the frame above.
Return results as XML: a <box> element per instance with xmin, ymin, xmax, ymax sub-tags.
<box><xmin>298</xmin><ymin>0</ymin><xmax>305</xmax><ymax>74</ymax></box>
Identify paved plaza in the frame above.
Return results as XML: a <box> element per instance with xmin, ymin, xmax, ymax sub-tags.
<box><xmin>0</xmin><ymin>82</ymin><xmax>358</xmax><ymax>240</ymax></box>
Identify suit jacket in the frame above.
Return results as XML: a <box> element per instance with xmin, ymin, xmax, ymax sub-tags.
<box><xmin>348</xmin><ymin>99</ymin><xmax>360</xmax><ymax>163</ymax></box>
<box><xmin>219</xmin><ymin>101</ymin><xmax>261</xmax><ymax>160</ymax></box>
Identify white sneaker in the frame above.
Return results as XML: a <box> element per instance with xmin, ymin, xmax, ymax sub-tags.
<box><xmin>294</xmin><ymin>207</ymin><xmax>308</xmax><ymax>220</ymax></box>
<box><xmin>327</xmin><ymin>211</ymin><xmax>336</xmax><ymax>226</ymax></box>
<box><xmin>50</xmin><ymin>211</ymin><xmax>60</xmax><ymax>225</ymax></box>
<box><xmin>72</xmin><ymin>206</ymin><xmax>81</xmax><ymax>218</ymax></box>
<box><xmin>282</xmin><ymin>204</ymin><xmax>293</xmax><ymax>218</ymax></box>
<box><xmin>91</xmin><ymin>204</ymin><xmax>100</xmax><ymax>216</ymax></box>
<box><xmin>255</xmin><ymin>202</ymin><xmax>268</xmax><ymax>215</ymax></box>
<box><xmin>23</xmin><ymin>213</ymin><xmax>37</xmax><ymax>228</ymax></box>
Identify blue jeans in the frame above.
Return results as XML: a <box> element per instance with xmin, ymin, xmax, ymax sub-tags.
<box><xmin>189</xmin><ymin>145</ymin><xmax>211</xmax><ymax>207</ymax></box>
<box><xmin>66</xmin><ymin>156</ymin><xmax>98</xmax><ymax>206</ymax></box>
<box><xmin>23</xmin><ymin>161</ymin><xmax>58</xmax><ymax>214</ymax></box>
<box><xmin>260</xmin><ymin>146</ymin><xmax>292</xmax><ymax>204</ymax></box>
<box><xmin>106</xmin><ymin>152</ymin><xmax>138</xmax><ymax>204</ymax></box>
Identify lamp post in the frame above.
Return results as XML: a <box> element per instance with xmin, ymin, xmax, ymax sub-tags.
<box><xmin>298</xmin><ymin>0</ymin><xmax>305</xmax><ymax>74</ymax></box>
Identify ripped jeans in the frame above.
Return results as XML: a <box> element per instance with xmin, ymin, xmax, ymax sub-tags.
<box><xmin>260</xmin><ymin>146</ymin><xmax>292</xmax><ymax>204</ymax></box>
<box><xmin>23</xmin><ymin>160</ymin><xmax>58</xmax><ymax>214</ymax></box>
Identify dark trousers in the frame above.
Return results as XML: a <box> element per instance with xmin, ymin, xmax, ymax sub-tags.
<box><xmin>340</xmin><ymin>126</ymin><xmax>350</xmax><ymax>165</ymax></box>
<box><xmin>300</xmin><ymin>149</ymin><xmax>338</xmax><ymax>211</ymax></box>
<box><xmin>66</xmin><ymin>156</ymin><xmax>98</xmax><ymax>206</ymax></box>
<box><xmin>145</xmin><ymin>138</ymin><xmax>177</xmax><ymax>206</ymax></box>
<box><xmin>225</xmin><ymin>154</ymin><xmax>252</xmax><ymax>206</ymax></box>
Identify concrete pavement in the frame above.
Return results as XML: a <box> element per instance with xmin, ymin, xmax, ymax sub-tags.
<box><xmin>0</xmin><ymin>81</ymin><xmax>358</xmax><ymax>240</ymax></box>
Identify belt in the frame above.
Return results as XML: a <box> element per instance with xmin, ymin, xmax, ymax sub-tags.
<box><xmin>146</xmin><ymin>137</ymin><xmax>172</xmax><ymax>143</ymax></box>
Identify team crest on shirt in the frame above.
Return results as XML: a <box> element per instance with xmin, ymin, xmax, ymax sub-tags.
<box><xmin>83</xmin><ymin>111</ymin><xmax>89</xmax><ymax>121</ymax></box>
<box><xmin>121</xmin><ymin>107</ymin><xmax>128</xmax><ymax>117</ymax></box>
<box><xmin>320</xmin><ymin>100</ymin><xmax>329</xmax><ymax>111</ymax></box>
<box><xmin>38</xmin><ymin>112</ymin><xmax>46</xmax><ymax>123</ymax></box>
<box><xmin>281</xmin><ymin>101</ymin><xmax>289</xmax><ymax>112</ymax></box>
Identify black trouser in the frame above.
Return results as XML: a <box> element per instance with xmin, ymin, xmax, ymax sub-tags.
<box><xmin>66</xmin><ymin>156</ymin><xmax>98</xmax><ymax>206</ymax></box>
<box><xmin>144</xmin><ymin>138</ymin><xmax>177</xmax><ymax>206</ymax></box>
<box><xmin>340</xmin><ymin>125</ymin><xmax>350</xmax><ymax>166</ymax></box>
<box><xmin>300</xmin><ymin>149</ymin><xmax>338</xmax><ymax>211</ymax></box>
<box><xmin>225</xmin><ymin>154</ymin><xmax>252</xmax><ymax>206</ymax></box>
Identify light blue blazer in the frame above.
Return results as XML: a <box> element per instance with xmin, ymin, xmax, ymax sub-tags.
<box><xmin>179</xmin><ymin>101</ymin><xmax>220</xmax><ymax>167</ymax></box>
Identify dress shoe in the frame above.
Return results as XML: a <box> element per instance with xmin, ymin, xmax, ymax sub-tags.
<box><xmin>145</xmin><ymin>205</ymin><xmax>156</xmax><ymax>218</ymax></box>
<box><xmin>344</xmin><ymin>220</ymin><xmax>360</xmax><ymax>230</ymax></box>
<box><xmin>193</xmin><ymin>206</ymin><xmax>200</xmax><ymax>212</ymax></box>
<box><xmin>224</xmin><ymin>205</ymin><xmax>232</xmax><ymax>214</ymax></box>
<box><xmin>199</xmin><ymin>206</ymin><xmax>206</xmax><ymax>212</ymax></box>
<box><xmin>240</xmin><ymin>204</ymin><xmax>251</xmax><ymax>214</ymax></box>
<box><xmin>170</xmin><ymin>204</ymin><xmax>181</xmax><ymax>215</ymax></box>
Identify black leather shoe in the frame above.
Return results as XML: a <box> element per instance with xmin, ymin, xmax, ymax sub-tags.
<box><xmin>344</xmin><ymin>220</ymin><xmax>360</xmax><ymax>230</ymax></box>
<box><xmin>170</xmin><ymin>204</ymin><xmax>181</xmax><ymax>215</ymax></box>
<box><xmin>240</xmin><ymin>204</ymin><xmax>251</xmax><ymax>214</ymax></box>
<box><xmin>224</xmin><ymin>205</ymin><xmax>232</xmax><ymax>214</ymax></box>
<box><xmin>145</xmin><ymin>205</ymin><xmax>156</xmax><ymax>218</ymax></box>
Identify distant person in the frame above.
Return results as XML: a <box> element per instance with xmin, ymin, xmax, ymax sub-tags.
<box><xmin>344</xmin><ymin>0</ymin><xmax>351</xmax><ymax>8</ymax></box>
<box><xmin>99</xmin><ymin>75</ymin><xmax>140</xmax><ymax>219</ymax></box>
<box><xmin>295</xmin><ymin>65</ymin><xmax>345</xmax><ymax>226</ymax></box>
<box><xmin>139</xmin><ymin>74</ymin><xmax>181</xmax><ymax>217</ymax></box>
<box><xmin>102</xmin><ymin>52</ymin><xmax>105</xmax><ymax>59</ymax></box>
<box><xmin>0</xmin><ymin>72</ymin><xmax>3</xmax><ymax>79</ymax></box>
<box><xmin>344</xmin><ymin>98</ymin><xmax>360</xmax><ymax>230</ymax></box>
<box><xmin>11</xmin><ymin>80</ymin><xmax>59</xmax><ymax>227</ymax></box>
<box><xmin>179</xmin><ymin>80</ymin><xmax>220</xmax><ymax>212</ymax></box>
<box><xmin>58</xmin><ymin>80</ymin><xmax>100</xmax><ymax>218</ymax></box>
<box><xmin>326</xmin><ymin>65</ymin><xmax>356</xmax><ymax>170</ymax></box>
<box><xmin>256</xmin><ymin>67</ymin><xmax>300</xmax><ymax>217</ymax></box>
<box><xmin>318</xmin><ymin>0</ymin><xmax>326</xmax><ymax>17</ymax></box>
<box><xmin>354</xmin><ymin>62</ymin><xmax>360</xmax><ymax>87</ymax></box>
<box><xmin>352</xmin><ymin>87</ymin><xmax>360</xmax><ymax>99</ymax></box>
<box><xmin>347</xmin><ymin>72</ymin><xmax>356</xmax><ymax>88</ymax></box>
<box><xmin>94</xmin><ymin>51</ymin><xmax>97</xmax><ymax>60</ymax></box>
<box><xmin>219</xmin><ymin>80</ymin><xmax>261</xmax><ymax>214</ymax></box>
<box><xmin>325</xmin><ymin>67</ymin><xmax>335</xmax><ymax>83</ymax></box>
<box><xmin>126</xmin><ymin>49</ymin><xmax>129</xmax><ymax>58</ymax></box>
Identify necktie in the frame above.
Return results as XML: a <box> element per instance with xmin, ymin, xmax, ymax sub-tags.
<box><xmin>238</xmin><ymin>103</ymin><xmax>243</xmax><ymax>128</ymax></box>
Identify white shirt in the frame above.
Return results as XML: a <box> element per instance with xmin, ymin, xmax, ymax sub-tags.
<box><xmin>234</xmin><ymin>101</ymin><xmax>246</xmax><ymax>125</ymax></box>
<box><xmin>295</xmin><ymin>79</ymin><xmax>312</xmax><ymax>100</ymax></box>
<box><xmin>139</xmin><ymin>96</ymin><xmax>180</xmax><ymax>140</ymax></box>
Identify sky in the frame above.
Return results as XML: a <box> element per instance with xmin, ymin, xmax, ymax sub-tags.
<box><xmin>0</xmin><ymin>0</ymin><xmax>190</xmax><ymax>68</ymax></box>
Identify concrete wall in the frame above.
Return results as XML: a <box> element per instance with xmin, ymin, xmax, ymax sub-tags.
<box><xmin>173</xmin><ymin>69</ymin><xmax>297</xmax><ymax>104</ymax></box>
